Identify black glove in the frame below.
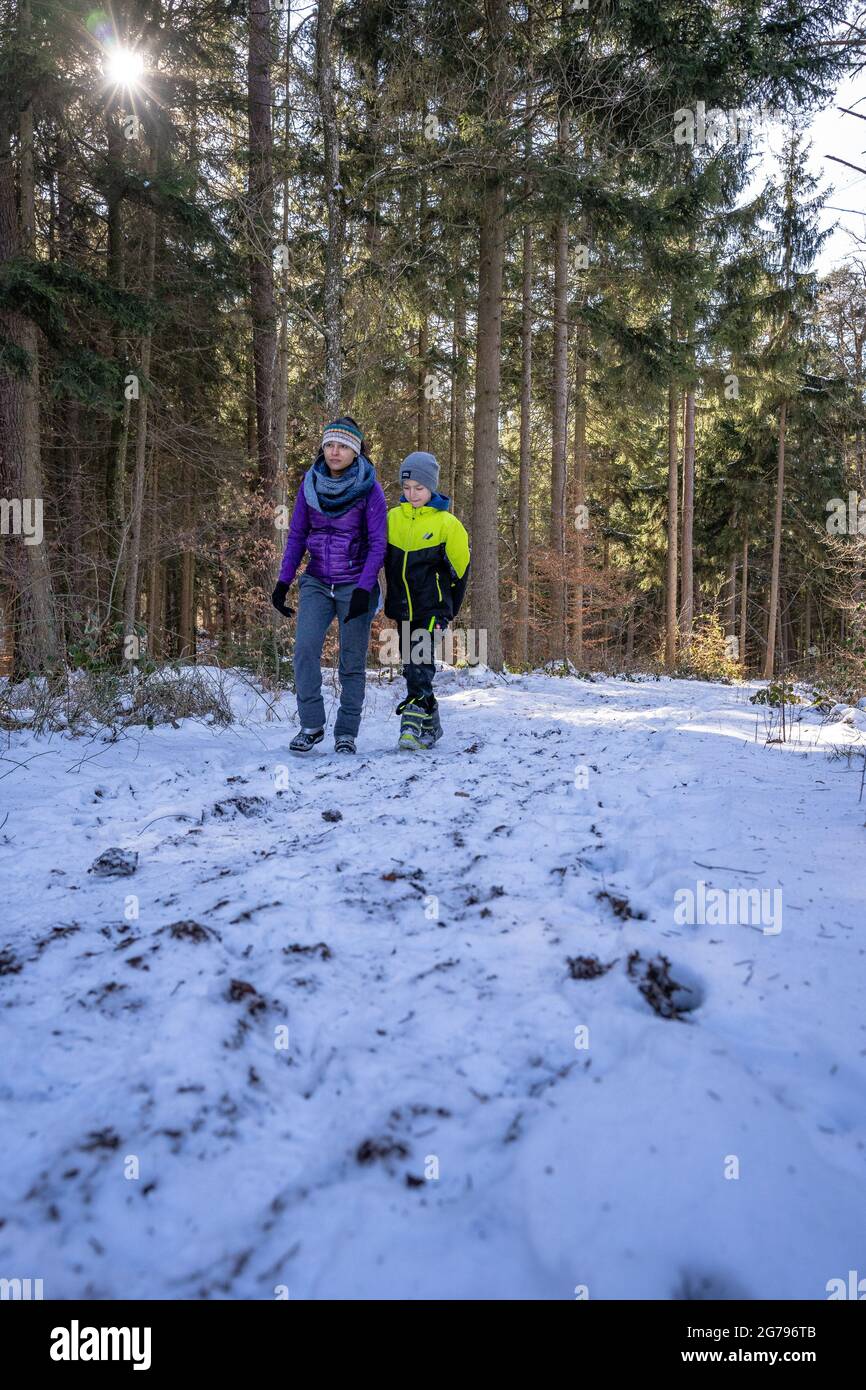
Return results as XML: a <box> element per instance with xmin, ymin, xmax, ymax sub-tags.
<box><xmin>343</xmin><ymin>586</ymin><xmax>371</xmax><ymax>623</ymax></box>
<box><xmin>271</xmin><ymin>580</ymin><xmax>294</xmax><ymax>617</ymax></box>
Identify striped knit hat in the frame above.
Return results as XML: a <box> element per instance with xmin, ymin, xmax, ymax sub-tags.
<box><xmin>321</xmin><ymin>416</ymin><xmax>363</xmax><ymax>455</ymax></box>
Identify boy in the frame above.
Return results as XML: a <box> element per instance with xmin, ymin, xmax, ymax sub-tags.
<box><xmin>384</xmin><ymin>451</ymin><xmax>470</xmax><ymax>749</ymax></box>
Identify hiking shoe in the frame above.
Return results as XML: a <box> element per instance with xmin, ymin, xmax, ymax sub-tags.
<box><xmin>289</xmin><ymin>726</ymin><xmax>324</xmax><ymax>754</ymax></box>
<box><xmin>334</xmin><ymin>734</ymin><xmax>356</xmax><ymax>754</ymax></box>
<box><xmin>397</xmin><ymin>698</ymin><xmax>442</xmax><ymax>750</ymax></box>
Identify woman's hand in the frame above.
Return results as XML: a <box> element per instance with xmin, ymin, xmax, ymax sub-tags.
<box><xmin>343</xmin><ymin>586</ymin><xmax>371</xmax><ymax>623</ymax></box>
<box><xmin>271</xmin><ymin>580</ymin><xmax>294</xmax><ymax>617</ymax></box>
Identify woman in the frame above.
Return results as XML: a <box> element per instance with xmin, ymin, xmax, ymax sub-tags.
<box><xmin>271</xmin><ymin>416</ymin><xmax>387</xmax><ymax>754</ymax></box>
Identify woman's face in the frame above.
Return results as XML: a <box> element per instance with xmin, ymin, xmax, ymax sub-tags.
<box><xmin>324</xmin><ymin>441</ymin><xmax>357</xmax><ymax>473</ymax></box>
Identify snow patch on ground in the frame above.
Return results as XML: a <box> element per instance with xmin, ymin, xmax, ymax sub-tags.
<box><xmin>1</xmin><ymin>670</ymin><xmax>864</xmax><ymax>1298</ymax></box>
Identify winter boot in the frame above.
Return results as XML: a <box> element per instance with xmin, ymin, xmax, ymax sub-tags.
<box><xmin>290</xmin><ymin>726</ymin><xmax>324</xmax><ymax>754</ymax></box>
<box><xmin>397</xmin><ymin>696</ymin><xmax>442</xmax><ymax>750</ymax></box>
<box><xmin>334</xmin><ymin>734</ymin><xmax>356</xmax><ymax>754</ymax></box>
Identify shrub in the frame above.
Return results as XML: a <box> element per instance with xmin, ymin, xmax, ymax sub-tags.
<box><xmin>749</xmin><ymin>680</ymin><xmax>801</xmax><ymax>708</ymax></box>
<box><xmin>0</xmin><ymin>664</ymin><xmax>234</xmax><ymax>735</ymax></box>
<box><xmin>671</xmin><ymin>614</ymin><xmax>741</xmax><ymax>682</ymax></box>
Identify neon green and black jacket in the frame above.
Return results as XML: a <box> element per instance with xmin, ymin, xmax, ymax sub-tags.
<box><xmin>384</xmin><ymin>495</ymin><xmax>471</xmax><ymax>627</ymax></box>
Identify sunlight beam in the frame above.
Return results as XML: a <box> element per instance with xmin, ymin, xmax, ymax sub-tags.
<box><xmin>105</xmin><ymin>46</ymin><xmax>144</xmax><ymax>89</ymax></box>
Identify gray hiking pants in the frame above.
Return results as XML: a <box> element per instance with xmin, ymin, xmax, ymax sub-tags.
<box><xmin>293</xmin><ymin>573</ymin><xmax>379</xmax><ymax>737</ymax></box>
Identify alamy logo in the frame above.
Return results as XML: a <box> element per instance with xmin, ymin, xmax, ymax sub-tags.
<box><xmin>50</xmin><ymin>1320</ymin><xmax>152</xmax><ymax>1370</ymax></box>
<box><xmin>0</xmin><ymin>497</ymin><xmax>43</xmax><ymax>545</ymax></box>
<box><xmin>378</xmin><ymin>621</ymin><xmax>487</xmax><ymax>667</ymax></box>
<box><xmin>0</xmin><ymin>1276</ymin><xmax>43</xmax><ymax>1299</ymax></box>
<box><xmin>826</xmin><ymin>1270</ymin><xmax>866</xmax><ymax>1299</ymax></box>
<box><xmin>674</xmin><ymin>880</ymin><xmax>782</xmax><ymax>935</ymax></box>
<box><xmin>825</xmin><ymin>492</ymin><xmax>866</xmax><ymax>535</ymax></box>
<box><xmin>673</xmin><ymin>100</ymin><xmax>780</xmax><ymax>148</ymax></box>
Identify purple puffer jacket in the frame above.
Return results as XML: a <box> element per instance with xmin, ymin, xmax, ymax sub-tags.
<box><xmin>278</xmin><ymin>478</ymin><xmax>387</xmax><ymax>589</ymax></box>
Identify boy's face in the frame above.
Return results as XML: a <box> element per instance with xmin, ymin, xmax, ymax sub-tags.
<box><xmin>403</xmin><ymin>478</ymin><xmax>431</xmax><ymax>507</ymax></box>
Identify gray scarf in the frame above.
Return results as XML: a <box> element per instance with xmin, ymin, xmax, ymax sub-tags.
<box><xmin>304</xmin><ymin>454</ymin><xmax>376</xmax><ymax>515</ymax></box>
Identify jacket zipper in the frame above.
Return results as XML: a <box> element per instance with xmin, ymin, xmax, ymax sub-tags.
<box><xmin>402</xmin><ymin>506</ymin><xmax>414</xmax><ymax>621</ymax></box>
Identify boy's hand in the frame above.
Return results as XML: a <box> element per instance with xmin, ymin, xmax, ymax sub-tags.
<box><xmin>343</xmin><ymin>586</ymin><xmax>371</xmax><ymax>623</ymax></box>
<box><xmin>271</xmin><ymin>580</ymin><xmax>294</xmax><ymax>617</ymax></box>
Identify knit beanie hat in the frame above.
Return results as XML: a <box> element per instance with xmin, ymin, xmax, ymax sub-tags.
<box><xmin>399</xmin><ymin>450</ymin><xmax>439</xmax><ymax>495</ymax></box>
<box><xmin>322</xmin><ymin>416</ymin><xmax>364</xmax><ymax>455</ymax></box>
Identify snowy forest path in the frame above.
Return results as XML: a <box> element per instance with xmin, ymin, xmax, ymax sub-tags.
<box><xmin>1</xmin><ymin>672</ymin><xmax>865</xmax><ymax>1297</ymax></box>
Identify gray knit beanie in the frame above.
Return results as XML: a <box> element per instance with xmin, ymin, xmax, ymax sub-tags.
<box><xmin>399</xmin><ymin>450</ymin><xmax>439</xmax><ymax>495</ymax></box>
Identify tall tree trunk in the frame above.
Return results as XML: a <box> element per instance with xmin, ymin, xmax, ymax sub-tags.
<box><xmin>517</xmin><ymin>218</ymin><xmax>533</xmax><ymax>665</ymax></box>
<box><xmin>781</xmin><ymin>580</ymin><xmax>795</xmax><ymax>668</ymax></box>
<box><xmin>804</xmin><ymin>587</ymin><xmax>811</xmax><ymax>657</ymax></box>
<box><xmin>602</xmin><ymin>531</ymin><xmax>610</xmax><ymax>655</ymax></box>
<box><xmin>472</xmin><ymin>176</ymin><xmax>506</xmax><ymax>670</ymax></box>
<box><xmin>515</xmin><ymin>16</ymin><xmax>534</xmax><ymax>669</ymax></box>
<box><xmin>0</xmin><ymin>9</ymin><xmax>57</xmax><ymax>675</ymax></box>
<box><xmin>104</xmin><ymin>106</ymin><xmax>130</xmax><ymax>622</ymax></box>
<box><xmin>763</xmin><ymin>400</ymin><xmax>787</xmax><ymax>678</ymax></box>
<box><xmin>417</xmin><ymin>318</ymin><xmax>429</xmax><ymax>451</ymax></box>
<box><xmin>274</xmin><ymin>319</ymin><xmax>289</xmax><ymax>539</ymax></box>
<box><xmin>316</xmin><ymin>0</ymin><xmax>344</xmax><ymax>416</ymax></box>
<box><xmin>123</xmin><ymin>154</ymin><xmax>157</xmax><ymax>640</ymax></box>
<box><xmin>416</xmin><ymin>177</ymin><xmax>430</xmax><ymax>450</ymax></box>
<box><xmin>550</xmin><ymin>214</ymin><xmax>568</xmax><ymax>659</ymax></box>
<box><xmin>179</xmin><ymin>465</ymin><xmax>195</xmax><ymax>659</ymax></box>
<box><xmin>573</xmin><ymin>318</ymin><xmax>588</xmax><ymax>664</ymax></box>
<box><xmin>726</xmin><ymin>552</ymin><xmax>737</xmax><ymax>641</ymax></box>
<box><xmin>56</xmin><ymin>153</ymin><xmax>85</xmax><ymax>630</ymax></box>
<box><xmin>64</xmin><ymin>398</ymin><xmax>84</xmax><ymax>625</ymax></box>
<box><xmin>449</xmin><ymin>283</ymin><xmax>467</xmax><ymax>513</ymax></box>
<box><xmin>201</xmin><ymin>573</ymin><xmax>213</xmax><ymax>637</ymax></box>
<box><xmin>550</xmin><ymin>5</ymin><xmax>570</xmax><ymax>659</ymax></box>
<box><xmin>679</xmin><ymin>384</ymin><xmax>695</xmax><ymax>643</ymax></box>
<box><xmin>739</xmin><ymin>535</ymin><xmax>748</xmax><ymax>669</ymax></box>
<box><xmin>248</xmin><ymin>0</ymin><xmax>278</xmax><ymax>600</ymax></box>
<box><xmin>273</xmin><ymin>7</ymin><xmax>292</xmax><ymax>577</ymax></box>
<box><xmin>470</xmin><ymin>0</ymin><xmax>509</xmax><ymax>670</ymax></box>
<box><xmin>164</xmin><ymin>555</ymin><xmax>180</xmax><ymax>656</ymax></box>
<box><xmin>665</xmin><ymin>381</ymin><xmax>679</xmax><ymax>670</ymax></box>
<box><xmin>146</xmin><ymin>459</ymin><xmax>163</xmax><ymax>659</ymax></box>
<box><xmin>245</xmin><ymin>349</ymin><xmax>257</xmax><ymax>472</ymax></box>
<box><xmin>218</xmin><ymin>538</ymin><xmax>233</xmax><ymax>649</ymax></box>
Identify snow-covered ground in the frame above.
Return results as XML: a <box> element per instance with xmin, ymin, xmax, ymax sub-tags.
<box><xmin>1</xmin><ymin>667</ymin><xmax>864</xmax><ymax>1300</ymax></box>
